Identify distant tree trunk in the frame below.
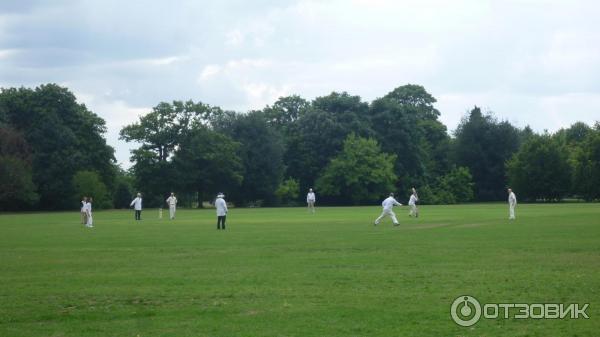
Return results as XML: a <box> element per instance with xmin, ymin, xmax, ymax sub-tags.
<box><xmin>197</xmin><ymin>190</ymin><xmax>203</xmax><ymax>208</ymax></box>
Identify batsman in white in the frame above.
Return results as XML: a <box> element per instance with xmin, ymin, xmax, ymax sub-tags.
<box><xmin>374</xmin><ymin>192</ymin><xmax>403</xmax><ymax>226</ymax></box>
<box><xmin>306</xmin><ymin>188</ymin><xmax>316</xmax><ymax>214</ymax></box>
<box><xmin>166</xmin><ymin>192</ymin><xmax>177</xmax><ymax>220</ymax></box>
<box><xmin>408</xmin><ymin>187</ymin><xmax>419</xmax><ymax>218</ymax></box>
<box><xmin>508</xmin><ymin>188</ymin><xmax>517</xmax><ymax>220</ymax></box>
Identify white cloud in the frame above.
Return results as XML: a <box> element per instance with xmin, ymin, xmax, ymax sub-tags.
<box><xmin>436</xmin><ymin>90</ymin><xmax>600</xmax><ymax>134</ymax></box>
<box><xmin>2</xmin><ymin>0</ymin><xmax>600</xmax><ymax>167</ymax></box>
<box><xmin>226</xmin><ymin>58</ymin><xmax>271</xmax><ymax>69</ymax></box>
<box><xmin>225</xmin><ymin>29</ymin><xmax>244</xmax><ymax>46</ymax></box>
<box><xmin>541</xmin><ymin>31</ymin><xmax>600</xmax><ymax>75</ymax></box>
<box><xmin>537</xmin><ymin>92</ymin><xmax>600</xmax><ymax>130</ymax></box>
<box><xmin>198</xmin><ymin>64</ymin><xmax>222</xmax><ymax>81</ymax></box>
<box><xmin>242</xmin><ymin>82</ymin><xmax>292</xmax><ymax>110</ymax></box>
<box><xmin>146</xmin><ymin>56</ymin><xmax>186</xmax><ymax>66</ymax></box>
<box><xmin>72</xmin><ymin>90</ymin><xmax>149</xmax><ymax>166</ymax></box>
<box><xmin>0</xmin><ymin>48</ymin><xmax>19</xmax><ymax>59</ymax></box>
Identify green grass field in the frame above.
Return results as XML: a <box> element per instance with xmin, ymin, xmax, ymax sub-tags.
<box><xmin>1</xmin><ymin>203</ymin><xmax>599</xmax><ymax>337</ymax></box>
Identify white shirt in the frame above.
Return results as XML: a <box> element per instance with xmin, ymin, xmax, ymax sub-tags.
<box><xmin>81</xmin><ymin>200</ymin><xmax>86</xmax><ymax>211</ymax></box>
<box><xmin>307</xmin><ymin>192</ymin><xmax>316</xmax><ymax>202</ymax></box>
<box><xmin>215</xmin><ymin>197</ymin><xmax>228</xmax><ymax>216</ymax></box>
<box><xmin>166</xmin><ymin>196</ymin><xmax>177</xmax><ymax>206</ymax></box>
<box><xmin>382</xmin><ymin>196</ymin><xmax>402</xmax><ymax>211</ymax></box>
<box><xmin>85</xmin><ymin>202</ymin><xmax>92</xmax><ymax>214</ymax></box>
<box><xmin>130</xmin><ymin>197</ymin><xmax>143</xmax><ymax>210</ymax></box>
<box><xmin>408</xmin><ymin>194</ymin><xmax>418</xmax><ymax>206</ymax></box>
<box><xmin>508</xmin><ymin>192</ymin><xmax>517</xmax><ymax>206</ymax></box>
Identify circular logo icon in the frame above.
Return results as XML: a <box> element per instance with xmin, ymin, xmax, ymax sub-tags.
<box><xmin>451</xmin><ymin>295</ymin><xmax>482</xmax><ymax>327</ymax></box>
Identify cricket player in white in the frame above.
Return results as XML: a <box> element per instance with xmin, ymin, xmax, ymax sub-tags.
<box><xmin>166</xmin><ymin>192</ymin><xmax>177</xmax><ymax>219</ymax></box>
<box><xmin>374</xmin><ymin>193</ymin><xmax>403</xmax><ymax>226</ymax></box>
<box><xmin>408</xmin><ymin>188</ymin><xmax>419</xmax><ymax>218</ymax></box>
<box><xmin>81</xmin><ymin>196</ymin><xmax>88</xmax><ymax>224</ymax></box>
<box><xmin>130</xmin><ymin>193</ymin><xmax>143</xmax><ymax>220</ymax></box>
<box><xmin>85</xmin><ymin>197</ymin><xmax>93</xmax><ymax>228</ymax></box>
<box><xmin>306</xmin><ymin>188</ymin><xmax>316</xmax><ymax>214</ymax></box>
<box><xmin>215</xmin><ymin>193</ymin><xmax>228</xmax><ymax>230</ymax></box>
<box><xmin>508</xmin><ymin>188</ymin><xmax>517</xmax><ymax>220</ymax></box>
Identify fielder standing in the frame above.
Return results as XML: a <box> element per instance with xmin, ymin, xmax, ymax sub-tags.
<box><xmin>374</xmin><ymin>192</ymin><xmax>403</xmax><ymax>226</ymax></box>
<box><xmin>408</xmin><ymin>187</ymin><xmax>419</xmax><ymax>218</ymax></box>
<box><xmin>508</xmin><ymin>188</ymin><xmax>517</xmax><ymax>220</ymax></box>
<box><xmin>166</xmin><ymin>192</ymin><xmax>177</xmax><ymax>220</ymax></box>
<box><xmin>85</xmin><ymin>197</ymin><xmax>93</xmax><ymax>228</ymax></box>
<box><xmin>215</xmin><ymin>193</ymin><xmax>228</xmax><ymax>230</ymax></box>
<box><xmin>130</xmin><ymin>193</ymin><xmax>143</xmax><ymax>220</ymax></box>
<box><xmin>306</xmin><ymin>188</ymin><xmax>316</xmax><ymax>214</ymax></box>
<box><xmin>81</xmin><ymin>196</ymin><xmax>88</xmax><ymax>224</ymax></box>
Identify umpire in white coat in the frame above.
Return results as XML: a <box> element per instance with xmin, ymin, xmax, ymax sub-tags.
<box><xmin>130</xmin><ymin>193</ymin><xmax>143</xmax><ymax>220</ymax></box>
<box><xmin>215</xmin><ymin>193</ymin><xmax>228</xmax><ymax>230</ymax></box>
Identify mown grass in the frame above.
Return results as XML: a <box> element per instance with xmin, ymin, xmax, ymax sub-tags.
<box><xmin>0</xmin><ymin>203</ymin><xmax>599</xmax><ymax>336</ymax></box>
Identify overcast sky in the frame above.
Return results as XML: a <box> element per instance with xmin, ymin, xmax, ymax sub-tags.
<box><xmin>1</xmin><ymin>0</ymin><xmax>599</xmax><ymax>167</ymax></box>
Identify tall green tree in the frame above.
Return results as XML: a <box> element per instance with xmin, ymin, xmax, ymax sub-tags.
<box><xmin>72</xmin><ymin>170</ymin><xmax>112</xmax><ymax>209</ymax></box>
<box><xmin>316</xmin><ymin>134</ymin><xmax>397</xmax><ymax>204</ymax></box>
<box><xmin>573</xmin><ymin>127</ymin><xmax>600</xmax><ymax>200</ymax></box>
<box><xmin>453</xmin><ymin>106</ymin><xmax>521</xmax><ymax>201</ymax></box>
<box><xmin>0</xmin><ymin>127</ymin><xmax>38</xmax><ymax>209</ymax></box>
<box><xmin>369</xmin><ymin>84</ymin><xmax>449</xmax><ymax>192</ymax></box>
<box><xmin>128</xmin><ymin>148</ymin><xmax>175</xmax><ymax>207</ymax></box>
<box><xmin>407</xmin><ymin>166</ymin><xmax>474</xmax><ymax>205</ymax></box>
<box><xmin>507</xmin><ymin>134</ymin><xmax>571</xmax><ymax>201</ymax></box>
<box><xmin>120</xmin><ymin>100</ymin><xmax>217</xmax><ymax>162</ymax></box>
<box><xmin>120</xmin><ymin>100</ymin><xmax>220</xmax><ymax>206</ymax></box>
<box><xmin>437</xmin><ymin>166</ymin><xmax>475</xmax><ymax>203</ymax></box>
<box><xmin>560</xmin><ymin>121</ymin><xmax>593</xmax><ymax>145</ymax></box>
<box><xmin>0</xmin><ymin>84</ymin><xmax>115</xmax><ymax>209</ymax></box>
<box><xmin>263</xmin><ymin>95</ymin><xmax>309</xmax><ymax>132</ymax></box>
<box><xmin>113</xmin><ymin>168</ymin><xmax>135</xmax><ymax>209</ymax></box>
<box><xmin>173</xmin><ymin>126</ymin><xmax>244</xmax><ymax>206</ymax></box>
<box><xmin>215</xmin><ymin>111</ymin><xmax>284</xmax><ymax>206</ymax></box>
<box><xmin>275</xmin><ymin>178</ymin><xmax>300</xmax><ymax>205</ymax></box>
<box><xmin>286</xmin><ymin>92</ymin><xmax>372</xmax><ymax>193</ymax></box>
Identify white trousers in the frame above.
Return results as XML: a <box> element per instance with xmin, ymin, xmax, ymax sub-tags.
<box><xmin>409</xmin><ymin>204</ymin><xmax>418</xmax><ymax>216</ymax></box>
<box><xmin>375</xmin><ymin>209</ymin><xmax>398</xmax><ymax>225</ymax></box>
<box><xmin>86</xmin><ymin>213</ymin><xmax>93</xmax><ymax>227</ymax></box>
<box><xmin>169</xmin><ymin>205</ymin><xmax>176</xmax><ymax>219</ymax></box>
<box><xmin>509</xmin><ymin>204</ymin><xmax>516</xmax><ymax>220</ymax></box>
<box><xmin>307</xmin><ymin>201</ymin><xmax>315</xmax><ymax>213</ymax></box>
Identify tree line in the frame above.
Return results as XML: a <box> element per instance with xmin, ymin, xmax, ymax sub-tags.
<box><xmin>1</xmin><ymin>83</ymin><xmax>599</xmax><ymax>210</ymax></box>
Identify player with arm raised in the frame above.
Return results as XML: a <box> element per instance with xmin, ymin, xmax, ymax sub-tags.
<box><xmin>408</xmin><ymin>187</ymin><xmax>419</xmax><ymax>218</ymax></box>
